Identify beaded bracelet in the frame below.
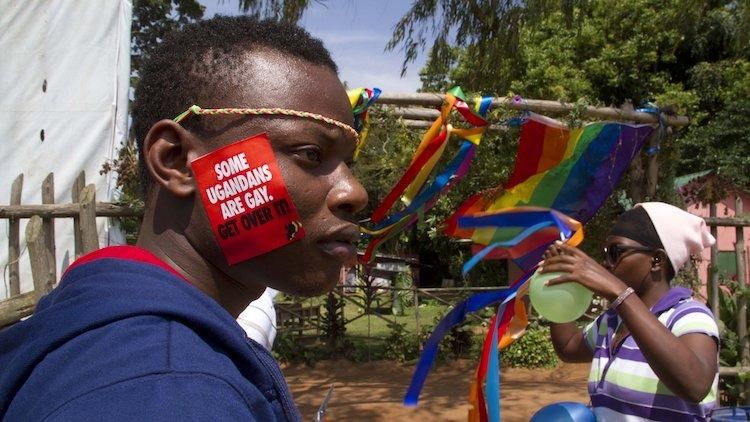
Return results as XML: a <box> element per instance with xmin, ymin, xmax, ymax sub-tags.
<box><xmin>610</xmin><ymin>287</ymin><xmax>635</xmax><ymax>310</ymax></box>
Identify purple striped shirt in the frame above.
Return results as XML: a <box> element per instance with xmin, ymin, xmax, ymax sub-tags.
<box><xmin>583</xmin><ymin>287</ymin><xmax>719</xmax><ymax>421</ymax></box>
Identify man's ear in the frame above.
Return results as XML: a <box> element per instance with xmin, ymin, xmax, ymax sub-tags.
<box><xmin>142</xmin><ymin>120</ymin><xmax>198</xmax><ymax>198</ymax></box>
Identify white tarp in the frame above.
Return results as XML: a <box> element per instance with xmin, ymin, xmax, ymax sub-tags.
<box><xmin>0</xmin><ymin>0</ymin><xmax>132</xmax><ymax>298</ymax></box>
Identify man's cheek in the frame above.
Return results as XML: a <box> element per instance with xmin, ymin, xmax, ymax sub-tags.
<box><xmin>191</xmin><ymin>133</ymin><xmax>307</xmax><ymax>265</ymax></box>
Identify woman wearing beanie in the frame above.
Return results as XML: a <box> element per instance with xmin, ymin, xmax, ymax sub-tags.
<box><xmin>541</xmin><ymin>202</ymin><xmax>719</xmax><ymax>421</ymax></box>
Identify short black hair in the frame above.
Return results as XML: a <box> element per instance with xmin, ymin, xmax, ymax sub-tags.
<box><xmin>131</xmin><ymin>15</ymin><xmax>338</xmax><ymax>195</ymax></box>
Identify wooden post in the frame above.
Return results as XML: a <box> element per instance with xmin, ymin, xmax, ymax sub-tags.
<box><xmin>25</xmin><ymin>216</ymin><xmax>55</xmax><ymax>297</ymax></box>
<box><xmin>41</xmin><ymin>173</ymin><xmax>57</xmax><ymax>282</ymax></box>
<box><xmin>8</xmin><ymin>174</ymin><xmax>23</xmax><ymax>297</ymax></box>
<box><xmin>413</xmin><ymin>284</ymin><xmax>421</xmax><ymax>352</ymax></box>
<box><xmin>645</xmin><ymin>130</ymin><xmax>661</xmax><ymax>200</ymax></box>
<box><xmin>734</xmin><ymin>195</ymin><xmax>749</xmax><ymax>404</ymax></box>
<box><xmin>628</xmin><ymin>154</ymin><xmax>645</xmax><ymax>204</ymax></box>
<box><xmin>709</xmin><ymin>203</ymin><xmax>720</xmax><ymax>321</ymax></box>
<box><xmin>72</xmin><ymin>171</ymin><xmax>85</xmax><ymax>258</ymax></box>
<box><xmin>374</xmin><ymin>92</ymin><xmax>691</xmax><ymax>127</ymax></box>
<box><xmin>79</xmin><ymin>184</ymin><xmax>99</xmax><ymax>254</ymax></box>
<box><xmin>0</xmin><ymin>292</ymin><xmax>37</xmax><ymax>327</ymax></box>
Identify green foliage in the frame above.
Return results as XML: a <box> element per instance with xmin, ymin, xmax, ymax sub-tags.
<box><xmin>347</xmin><ymin>338</ymin><xmax>388</xmax><ymax>363</ymax></box>
<box><xmin>678</xmin><ymin>60</ymin><xmax>750</xmax><ymax>193</ymax></box>
<box><xmin>392</xmin><ymin>269</ymin><xmax>414</xmax><ymax>316</ymax></box>
<box><xmin>389</xmin><ymin>0</ymin><xmax>750</xmax><ymax>205</ymax></box>
<box><xmin>384</xmin><ymin>323</ymin><xmax>422</xmax><ymax>362</ymax></box>
<box><xmin>235</xmin><ymin>0</ymin><xmax>312</xmax><ymax>23</ymax></box>
<box><xmin>502</xmin><ymin>325</ymin><xmax>559</xmax><ymax>368</ymax></box>
<box><xmin>383</xmin><ymin>313</ymin><xmax>483</xmax><ymax>364</ymax></box>
<box><xmin>100</xmin><ymin>141</ymin><xmax>143</xmax><ymax>243</ymax></box>
<box><xmin>716</xmin><ymin>278</ymin><xmax>750</xmax><ymax>405</ymax></box>
<box><xmin>437</xmin><ymin>320</ymin><xmax>478</xmax><ymax>360</ymax></box>
<box><xmin>131</xmin><ymin>0</ymin><xmax>204</xmax><ymax>78</ymax></box>
<box><xmin>321</xmin><ymin>292</ymin><xmax>346</xmax><ymax>348</ymax></box>
<box><xmin>272</xmin><ymin>331</ymin><xmax>328</xmax><ymax>366</ymax></box>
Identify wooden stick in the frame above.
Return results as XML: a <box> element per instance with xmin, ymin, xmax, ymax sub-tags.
<box><xmin>645</xmin><ymin>129</ymin><xmax>661</xmax><ymax>199</ymax></box>
<box><xmin>734</xmin><ymin>196</ymin><xmax>750</xmax><ymax>404</ymax></box>
<box><xmin>8</xmin><ymin>174</ymin><xmax>23</xmax><ymax>296</ymax></box>
<box><xmin>0</xmin><ymin>203</ymin><xmax>143</xmax><ymax>219</ymax></box>
<box><xmin>709</xmin><ymin>204</ymin><xmax>720</xmax><ymax>321</ymax></box>
<box><xmin>375</xmin><ymin>92</ymin><xmax>690</xmax><ymax>127</ymax></box>
<box><xmin>79</xmin><ymin>184</ymin><xmax>99</xmax><ymax>254</ymax></box>
<box><xmin>703</xmin><ymin>216</ymin><xmax>750</xmax><ymax>227</ymax></box>
<box><xmin>400</xmin><ymin>118</ymin><xmax>509</xmax><ymax>132</ymax></box>
<box><xmin>41</xmin><ymin>173</ymin><xmax>57</xmax><ymax>282</ymax></box>
<box><xmin>72</xmin><ymin>171</ymin><xmax>85</xmax><ymax>258</ymax></box>
<box><xmin>26</xmin><ymin>216</ymin><xmax>55</xmax><ymax>297</ymax></box>
<box><xmin>0</xmin><ymin>292</ymin><xmax>36</xmax><ymax>328</ymax></box>
<box><xmin>719</xmin><ymin>366</ymin><xmax>750</xmax><ymax>377</ymax></box>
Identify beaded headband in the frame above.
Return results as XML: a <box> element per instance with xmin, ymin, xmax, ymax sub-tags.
<box><xmin>174</xmin><ymin>105</ymin><xmax>359</xmax><ymax>143</ymax></box>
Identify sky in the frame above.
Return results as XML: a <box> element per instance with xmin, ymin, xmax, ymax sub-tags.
<box><xmin>202</xmin><ymin>0</ymin><xmax>426</xmax><ymax>92</ymax></box>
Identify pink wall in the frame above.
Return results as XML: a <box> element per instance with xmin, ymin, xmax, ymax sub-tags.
<box><xmin>684</xmin><ymin>191</ymin><xmax>750</xmax><ymax>299</ymax></box>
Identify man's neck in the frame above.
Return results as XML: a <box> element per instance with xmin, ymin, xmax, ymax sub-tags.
<box><xmin>136</xmin><ymin>221</ymin><xmax>263</xmax><ymax>318</ymax></box>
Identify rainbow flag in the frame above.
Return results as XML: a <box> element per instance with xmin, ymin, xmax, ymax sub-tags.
<box><xmin>445</xmin><ymin>112</ymin><xmax>654</xmax><ymax>270</ymax></box>
<box><xmin>405</xmin><ymin>112</ymin><xmax>654</xmax><ymax>421</ymax></box>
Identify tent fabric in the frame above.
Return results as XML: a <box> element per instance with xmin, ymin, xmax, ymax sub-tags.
<box><xmin>0</xmin><ymin>0</ymin><xmax>132</xmax><ymax>298</ymax></box>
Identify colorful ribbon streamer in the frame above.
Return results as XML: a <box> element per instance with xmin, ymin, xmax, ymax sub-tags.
<box><xmin>404</xmin><ymin>207</ymin><xmax>583</xmax><ymax>420</ymax></box>
<box><xmin>348</xmin><ymin>87</ymin><xmax>381</xmax><ymax>159</ymax></box>
<box><xmin>399</xmin><ymin>105</ymin><xmax>653</xmax><ymax>422</ymax></box>
<box><xmin>361</xmin><ymin>87</ymin><xmax>491</xmax><ymax>263</ymax></box>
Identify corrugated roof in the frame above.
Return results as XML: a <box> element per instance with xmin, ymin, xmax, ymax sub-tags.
<box><xmin>674</xmin><ymin>169</ymin><xmax>713</xmax><ymax>189</ymax></box>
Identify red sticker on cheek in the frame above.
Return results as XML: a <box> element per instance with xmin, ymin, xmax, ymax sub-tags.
<box><xmin>191</xmin><ymin>133</ymin><xmax>305</xmax><ymax>265</ymax></box>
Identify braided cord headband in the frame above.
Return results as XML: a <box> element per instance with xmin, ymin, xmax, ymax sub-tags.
<box><xmin>174</xmin><ymin>105</ymin><xmax>359</xmax><ymax>144</ymax></box>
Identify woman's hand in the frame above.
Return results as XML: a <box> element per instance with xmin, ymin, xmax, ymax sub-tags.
<box><xmin>540</xmin><ymin>242</ymin><xmax>628</xmax><ymax>301</ymax></box>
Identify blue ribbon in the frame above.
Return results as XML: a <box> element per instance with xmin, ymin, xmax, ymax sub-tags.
<box><xmin>457</xmin><ymin>209</ymin><xmax>576</xmax><ymax>275</ymax></box>
<box><xmin>403</xmin><ymin>288</ymin><xmax>513</xmax><ymax>406</ymax></box>
<box><xmin>486</xmin><ymin>301</ymin><xmax>504</xmax><ymax>422</ymax></box>
<box><xmin>403</xmin><ymin>272</ymin><xmax>530</xmax><ymax>407</ymax></box>
<box><xmin>636</xmin><ymin>102</ymin><xmax>665</xmax><ymax>156</ymax></box>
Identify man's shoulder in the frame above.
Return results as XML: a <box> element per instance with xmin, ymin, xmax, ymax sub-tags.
<box><xmin>9</xmin><ymin>315</ymin><xmax>277</xmax><ymax>420</ymax></box>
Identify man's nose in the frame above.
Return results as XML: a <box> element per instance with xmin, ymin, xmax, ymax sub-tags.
<box><xmin>326</xmin><ymin>163</ymin><xmax>368</xmax><ymax>216</ymax></box>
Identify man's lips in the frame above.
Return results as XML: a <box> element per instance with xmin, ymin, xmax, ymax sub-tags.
<box><xmin>317</xmin><ymin>225</ymin><xmax>360</xmax><ymax>263</ymax></box>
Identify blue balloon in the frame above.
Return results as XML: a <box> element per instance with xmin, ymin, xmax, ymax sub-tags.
<box><xmin>710</xmin><ymin>406</ymin><xmax>750</xmax><ymax>421</ymax></box>
<box><xmin>530</xmin><ymin>402</ymin><xmax>596</xmax><ymax>422</ymax></box>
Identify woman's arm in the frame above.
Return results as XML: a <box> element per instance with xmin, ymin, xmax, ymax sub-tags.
<box><xmin>550</xmin><ymin>322</ymin><xmax>593</xmax><ymax>363</ymax></box>
<box><xmin>613</xmin><ymin>295</ymin><xmax>717</xmax><ymax>402</ymax></box>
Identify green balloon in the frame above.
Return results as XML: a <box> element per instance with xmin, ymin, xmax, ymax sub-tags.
<box><xmin>528</xmin><ymin>271</ymin><xmax>593</xmax><ymax>323</ymax></box>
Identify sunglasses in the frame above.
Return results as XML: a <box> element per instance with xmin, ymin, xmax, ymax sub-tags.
<box><xmin>604</xmin><ymin>244</ymin><xmax>654</xmax><ymax>266</ymax></box>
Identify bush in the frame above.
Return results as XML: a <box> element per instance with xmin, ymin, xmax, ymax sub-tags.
<box><xmin>502</xmin><ymin>326</ymin><xmax>558</xmax><ymax>368</ymax></box>
<box><xmin>435</xmin><ymin>321</ymin><xmax>478</xmax><ymax>360</ymax></box>
<box><xmin>348</xmin><ymin>338</ymin><xmax>388</xmax><ymax>363</ymax></box>
<box><xmin>384</xmin><ymin>323</ymin><xmax>421</xmax><ymax>362</ymax></box>
<box><xmin>272</xmin><ymin>332</ymin><xmax>328</xmax><ymax>366</ymax></box>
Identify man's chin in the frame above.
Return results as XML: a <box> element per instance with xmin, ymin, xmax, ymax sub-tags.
<box><xmin>273</xmin><ymin>271</ymin><xmax>341</xmax><ymax>297</ymax></box>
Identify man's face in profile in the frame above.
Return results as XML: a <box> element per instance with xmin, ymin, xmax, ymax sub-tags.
<box><xmin>185</xmin><ymin>48</ymin><xmax>368</xmax><ymax>297</ymax></box>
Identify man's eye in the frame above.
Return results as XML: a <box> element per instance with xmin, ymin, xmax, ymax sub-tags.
<box><xmin>296</xmin><ymin>147</ymin><xmax>321</xmax><ymax>164</ymax></box>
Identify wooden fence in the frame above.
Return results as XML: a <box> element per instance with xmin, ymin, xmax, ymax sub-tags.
<box><xmin>0</xmin><ymin>171</ymin><xmax>139</xmax><ymax>327</ymax></box>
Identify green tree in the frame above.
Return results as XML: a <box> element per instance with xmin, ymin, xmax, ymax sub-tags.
<box><xmin>678</xmin><ymin>60</ymin><xmax>750</xmax><ymax>191</ymax></box>
<box><xmin>131</xmin><ymin>0</ymin><xmax>205</xmax><ymax>78</ymax></box>
<box><xmin>234</xmin><ymin>0</ymin><xmax>314</xmax><ymax>22</ymax></box>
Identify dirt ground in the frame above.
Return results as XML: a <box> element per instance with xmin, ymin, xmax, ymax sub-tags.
<box><xmin>283</xmin><ymin>359</ymin><xmax>590</xmax><ymax>421</ymax></box>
